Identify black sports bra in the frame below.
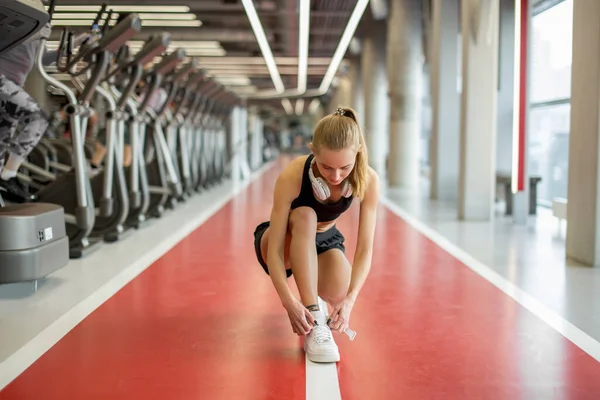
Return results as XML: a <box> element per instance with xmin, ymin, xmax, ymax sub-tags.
<box><xmin>290</xmin><ymin>155</ymin><xmax>354</xmax><ymax>222</ymax></box>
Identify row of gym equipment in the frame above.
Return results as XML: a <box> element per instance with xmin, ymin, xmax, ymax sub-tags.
<box><xmin>0</xmin><ymin>1</ymin><xmax>258</xmax><ymax>285</ymax></box>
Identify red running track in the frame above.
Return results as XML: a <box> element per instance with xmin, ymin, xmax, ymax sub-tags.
<box><xmin>1</xmin><ymin>157</ymin><xmax>600</xmax><ymax>399</ymax></box>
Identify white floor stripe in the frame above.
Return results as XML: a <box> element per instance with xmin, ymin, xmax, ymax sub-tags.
<box><xmin>305</xmin><ymin>297</ymin><xmax>342</xmax><ymax>399</ymax></box>
<box><xmin>306</xmin><ymin>357</ymin><xmax>342</xmax><ymax>400</ymax></box>
<box><xmin>381</xmin><ymin>196</ymin><xmax>600</xmax><ymax>363</ymax></box>
<box><xmin>0</xmin><ymin>162</ymin><xmax>275</xmax><ymax>391</ymax></box>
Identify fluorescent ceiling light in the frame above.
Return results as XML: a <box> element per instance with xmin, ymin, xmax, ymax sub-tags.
<box><xmin>319</xmin><ymin>0</ymin><xmax>369</xmax><ymax>92</ymax></box>
<box><xmin>52</xmin><ymin>12</ymin><xmax>196</xmax><ymax>21</ymax></box>
<box><xmin>194</xmin><ymin>57</ymin><xmax>332</xmax><ymax>65</ymax></box>
<box><xmin>132</xmin><ymin>20</ymin><xmax>202</xmax><ymax>27</ymax></box>
<box><xmin>126</xmin><ymin>41</ymin><xmax>221</xmax><ymax>49</ymax></box>
<box><xmin>281</xmin><ymin>99</ymin><xmax>293</xmax><ymax>114</ymax></box>
<box><xmin>213</xmin><ymin>76</ymin><xmax>252</xmax><ymax>86</ymax></box>
<box><xmin>295</xmin><ymin>98</ymin><xmax>304</xmax><ymax>115</ymax></box>
<box><xmin>172</xmin><ymin>49</ymin><xmax>226</xmax><ymax>56</ymax></box>
<box><xmin>309</xmin><ymin>98</ymin><xmax>320</xmax><ymax>113</ymax></box>
<box><xmin>51</xmin><ymin>13</ymin><xmax>118</xmax><ymax>19</ymax></box>
<box><xmin>297</xmin><ymin>0</ymin><xmax>310</xmax><ymax>93</ymax></box>
<box><xmin>370</xmin><ymin>0</ymin><xmax>388</xmax><ymax>20</ymax></box>
<box><xmin>349</xmin><ymin>37</ymin><xmax>361</xmax><ymax>54</ymax></box>
<box><xmin>203</xmin><ymin>69</ymin><xmax>326</xmax><ymax>77</ymax></box>
<box><xmin>52</xmin><ymin>20</ymin><xmax>202</xmax><ymax>27</ymax></box>
<box><xmin>137</xmin><ymin>13</ymin><xmax>197</xmax><ymax>20</ymax></box>
<box><xmin>245</xmin><ymin>0</ymin><xmax>369</xmax><ymax>99</ymax></box>
<box><xmin>51</xmin><ymin>5</ymin><xmax>190</xmax><ymax>12</ymax></box>
<box><xmin>241</xmin><ymin>0</ymin><xmax>285</xmax><ymax>93</ymax></box>
<box><xmin>230</xmin><ymin>86</ymin><xmax>258</xmax><ymax>94</ymax></box>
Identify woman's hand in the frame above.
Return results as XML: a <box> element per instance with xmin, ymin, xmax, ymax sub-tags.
<box><xmin>328</xmin><ymin>296</ymin><xmax>355</xmax><ymax>334</ymax></box>
<box><xmin>283</xmin><ymin>298</ymin><xmax>316</xmax><ymax>336</ymax></box>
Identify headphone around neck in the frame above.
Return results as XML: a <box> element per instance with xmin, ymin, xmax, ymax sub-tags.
<box><xmin>308</xmin><ymin>156</ymin><xmax>353</xmax><ymax>201</ymax></box>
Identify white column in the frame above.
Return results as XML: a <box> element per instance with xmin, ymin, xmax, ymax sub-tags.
<box><xmin>362</xmin><ymin>20</ymin><xmax>389</xmax><ymax>180</ymax></box>
<box><xmin>457</xmin><ymin>0</ymin><xmax>500</xmax><ymax>220</ymax></box>
<box><xmin>231</xmin><ymin>106</ymin><xmax>250</xmax><ymax>182</ymax></box>
<box><xmin>239</xmin><ymin>106</ymin><xmax>250</xmax><ymax>179</ymax></box>
<box><xmin>387</xmin><ymin>0</ymin><xmax>423</xmax><ymax>189</ymax></box>
<box><xmin>230</xmin><ymin>106</ymin><xmax>241</xmax><ymax>183</ymax></box>
<box><xmin>253</xmin><ymin>116</ymin><xmax>263</xmax><ymax>169</ymax></box>
<box><xmin>566</xmin><ymin>0</ymin><xmax>600</xmax><ymax>267</ymax></box>
<box><xmin>429</xmin><ymin>0</ymin><xmax>460</xmax><ymax>201</ymax></box>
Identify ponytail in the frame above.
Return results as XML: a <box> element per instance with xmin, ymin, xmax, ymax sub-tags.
<box><xmin>313</xmin><ymin>105</ymin><xmax>371</xmax><ymax>201</ymax></box>
<box><xmin>342</xmin><ymin>108</ymin><xmax>369</xmax><ymax>200</ymax></box>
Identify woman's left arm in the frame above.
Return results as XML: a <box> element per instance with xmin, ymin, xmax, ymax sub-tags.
<box><xmin>328</xmin><ymin>170</ymin><xmax>379</xmax><ymax>333</ymax></box>
<box><xmin>347</xmin><ymin>169</ymin><xmax>380</xmax><ymax>302</ymax></box>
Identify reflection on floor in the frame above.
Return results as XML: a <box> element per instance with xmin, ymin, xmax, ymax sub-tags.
<box><xmin>384</xmin><ymin>183</ymin><xmax>600</xmax><ymax>342</ymax></box>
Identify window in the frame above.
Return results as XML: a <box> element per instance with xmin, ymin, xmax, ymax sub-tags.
<box><xmin>528</xmin><ymin>103</ymin><xmax>570</xmax><ymax>205</ymax></box>
<box><xmin>528</xmin><ymin>0</ymin><xmax>573</xmax><ymax>205</ymax></box>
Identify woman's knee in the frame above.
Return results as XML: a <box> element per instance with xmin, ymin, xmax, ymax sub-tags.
<box><xmin>317</xmin><ymin>250</ymin><xmax>351</xmax><ymax>306</ymax></box>
<box><xmin>288</xmin><ymin>207</ymin><xmax>317</xmax><ymax>235</ymax></box>
<box><xmin>319</xmin><ymin>280</ymin><xmax>348</xmax><ymax>306</ymax></box>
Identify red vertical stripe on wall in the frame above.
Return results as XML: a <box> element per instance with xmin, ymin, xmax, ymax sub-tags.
<box><xmin>517</xmin><ymin>0</ymin><xmax>528</xmax><ymax>191</ymax></box>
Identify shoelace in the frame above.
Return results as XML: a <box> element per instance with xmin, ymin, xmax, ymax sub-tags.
<box><xmin>312</xmin><ymin>324</ymin><xmax>334</xmax><ymax>344</ymax></box>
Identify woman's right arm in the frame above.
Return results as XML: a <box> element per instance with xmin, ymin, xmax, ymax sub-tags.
<box><xmin>266</xmin><ymin>172</ymin><xmax>296</xmax><ymax>306</ymax></box>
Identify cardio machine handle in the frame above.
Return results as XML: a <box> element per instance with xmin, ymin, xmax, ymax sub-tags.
<box><xmin>47</xmin><ymin>0</ymin><xmax>57</xmax><ymax>22</ymax></box>
<box><xmin>196</xmin><ymin>79</ymin><xmax>218</xmax><ymax>95</ymax></box>
<box><xmin>152</xmin><ymin>48</ymin><xmax>186</xmax><ymax>76</ymax></box>
<box><xmin>106</xmin><ymin>34</ymin><xmax>168</xmax><ymax>82</ymax></box>
<box><xmin>97</xmin><ymin>13</ymin><xmax>142</xmax><ymax>54</ymax></box>
<box><xmin>203</xmin><ymin>81</ymin><xmax>225</xmax><ymax>98</ymax></box>
<box><xmin>133</xmin><ymin>33</ymin><xmax>171</xmax><ymax>67</ymax></box>
<box><xmin>172</xmin><ymin>58</ymin><xmax>199</xmax><ymax>82</ymax></box>
<box><xmin>187</xmin><ymin>70</ymin><xmax>207</xmax><ymax>87</ymax></box>
<box><xmin>215</xmin><ymin>90</ymin><xmax>239</xmax><ymax>106</ymax></box>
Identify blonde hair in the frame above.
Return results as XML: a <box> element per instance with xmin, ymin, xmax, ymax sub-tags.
<box><xmin>312</xmin><ymin>106</ymin><xmax>370</xmax><ymax>200</ymax></box>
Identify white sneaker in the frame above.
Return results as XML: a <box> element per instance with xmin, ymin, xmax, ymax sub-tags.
<box><xmin>304</xmin><ymin>309</ymin><xmax>340</xmax><ymax>363</ymax></box>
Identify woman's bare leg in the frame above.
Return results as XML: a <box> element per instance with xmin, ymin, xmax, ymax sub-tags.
<box><xmin>287</xmin><ymin>207</ymin><xmax>320</xmax><ymax>309</ymax></box>
<box><xmin>317</xmin><ymin>249</ymin><xmax>351</xmax><ymax>309</ymax></box>
<box><xmin>260</xmin><ymin>206</ymin><xmax>320</xmax><ymax>309</ymax></box>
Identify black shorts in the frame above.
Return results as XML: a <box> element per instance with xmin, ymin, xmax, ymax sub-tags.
<box><xmin>253</xmin><ymin>221</ymin><xmax>345</xmax><ymax>278</ymax></box>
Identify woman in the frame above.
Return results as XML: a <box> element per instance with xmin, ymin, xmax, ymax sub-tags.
<box><xmin>253</xmin><ymin>106</ymin><xmax>379</xmax><ymax>363</ymax></box>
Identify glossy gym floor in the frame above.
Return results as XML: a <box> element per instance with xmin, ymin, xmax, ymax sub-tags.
<box><xmin>1</xmin><ymin>156</ymin><xmax>599</xmax><ymax>399</ymax></box>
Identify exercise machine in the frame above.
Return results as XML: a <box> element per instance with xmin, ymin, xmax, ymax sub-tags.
<box><xmin>91</xmin><ymin>32</ymin><xmax>171</xmax><ymax>242</ymax></box>
<box><xmin>24</xmin><ymin>11</ymin><xmax>141</xmax><ymax>257</ymax></box>
<box><xmin>0</xmin><ymin>0</ymin><xmax>48</xmax><ymax>53</ymax></box>
<box><xmin>0</xmin><ymin>0</ymin><xmax>69</xmax><ymax>284</ymax></box>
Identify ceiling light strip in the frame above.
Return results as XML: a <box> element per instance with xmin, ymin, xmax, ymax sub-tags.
<box><xmin>245</xmin><ymin>0</ymin><xmax>370</xmax><ymax>99</ymax></box>
<box><xmin>318</xmin><ymin>0</ymin><xmax>370</xmax><ymax>92</ymax></box>
<box><xmin>297</xmin><ymin>0</ymin><xmax>310</xmax><ymax>93</ymax></box>
<box><xmin>51</xmin><ymin>13</ymin><xmax>197</xmax><ymax>20</ymax></box>
<box><xmin>295</xmin><ymin>98</ymin><xmax>305</xmax><ymax>115</ymax></box>
<box><xmin>51</xmin><ymin>20</ymin><xmax>202</xmax><ymax>27</ymax></box>
<box><xmin>281</xmin><ymin>99</ymin><xmax>294</xmax><ymax>114</ymax></box>
<box><xmin>308</xmin><ymin>98</ymin><xmax>320</xmax><ymax>113</ymax></box>
<box><xmin>194</xmin><ymin>57</ymin><xmax>333</xmax><ymax>65</ymax></box>
<box><xmin>51</xmin><ymin>5</ymin><xmax>190</xmax><ymax>12</ymax></box>
<box><xmin>241</xmin><ymin>0</ymin><xmax>285</xmax><ymax>93</ymax></box>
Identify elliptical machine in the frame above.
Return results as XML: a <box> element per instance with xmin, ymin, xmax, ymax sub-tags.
<box><xmin>0</xmin><ymin>0</ymin><xmax>69</xmax><ymax>284</ymax></box>
<box><xmin>21</xmin><ymin>9</ymin><xmax>142</xmax><ymax>258</ymax></box>
<box><xmin>91</xmin><ymin>33</ymin><xmax>171</xmax><ymax>242</ymax></box>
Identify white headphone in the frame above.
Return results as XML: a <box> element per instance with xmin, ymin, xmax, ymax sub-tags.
<box><xmin>308</xmin><ymin>157</ymin><xmax>353</xmax><ymax>201</ymax></box>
